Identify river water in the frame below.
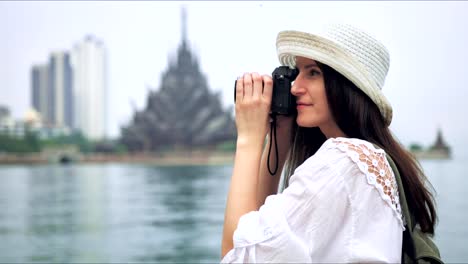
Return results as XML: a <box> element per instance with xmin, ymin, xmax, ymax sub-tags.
<box><xmin>0</xmin><ymin>159</ymin><xmax>466</xmax><ymax>263</ymax></box>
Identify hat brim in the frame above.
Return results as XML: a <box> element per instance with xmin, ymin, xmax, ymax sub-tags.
<box><xmin>276</xmin><ymin>30</ymin><xmax>392</xmax><ymax>126</ymax></box>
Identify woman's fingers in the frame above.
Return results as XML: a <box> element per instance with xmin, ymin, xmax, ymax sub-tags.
<box><xmin>237</xmin><ymin>73</ymin><xmax>273</xmax><ymax>104</ymax></box>
<box><xmin>243</xmin><ymin>73</ymin><xmax>253</xmax><ymax>99</ymax></box>
<box><xmin>262</xmin><ymin>75</ymin><xmax>273</xmax><ymax>101</ymax></box>
<box><xmin>251</xmin><ymin>72</ymin><xmax>263</xmax><ymax>100</ymax></box>
<box><xmin>235</xmin><ymin>72</ymin><xmax>272</xmax><ymax>144</ymax></box>
<box><xmin>235</xmin><ymin>76</ymin><xmax>243</xmax><ymax>102</ymax></box>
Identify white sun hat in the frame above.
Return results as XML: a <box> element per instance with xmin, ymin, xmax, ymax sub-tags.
<box><xmin>276</xmin><ymin>23</ymin><xmax>393</xmax><ymax>126</ymax></box>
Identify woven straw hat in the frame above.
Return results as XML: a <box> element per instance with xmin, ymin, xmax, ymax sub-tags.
<box><xmin>276</xmin><ymin>24</ymin><xmax>393</xmax><ymax>126</ymax></box>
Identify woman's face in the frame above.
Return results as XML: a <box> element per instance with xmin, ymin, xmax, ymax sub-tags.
<box><xmin>291</xmin><ymin>57</ymin><xmax>335</xmax><ymax>131</ymax></box>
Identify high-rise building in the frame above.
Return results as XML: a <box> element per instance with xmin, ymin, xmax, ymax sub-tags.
<box><xmin>49</xmin><ymin>52</ymin><xmax>73</xmax><ymax>128</ymax></box>
<box><xmin>31</xmin><ymin>64</ymin><xmax>51</xmax><ymax>125</ymax></box>
<box><xmin>31</xmin><ymin>52</ymin><xmax>73</xmax><ymax>129</ymax></box>
<box><xmin>71</xmin><ymin>35</ymin><xmax>107</xmax><ymax>140</ymax></box>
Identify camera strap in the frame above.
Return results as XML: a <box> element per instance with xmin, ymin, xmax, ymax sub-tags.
<box><xmin>267</xmin><ymin>113</ymin><xmax>279</xmax><ymax>176</ymax></box>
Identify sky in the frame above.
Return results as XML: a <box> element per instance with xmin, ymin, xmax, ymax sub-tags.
<box><xmin>1</xmin><ymin>1</ymin><xmax>467</xmax><ymax>159</ymax></box>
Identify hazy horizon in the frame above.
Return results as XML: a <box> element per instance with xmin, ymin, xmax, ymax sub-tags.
<box><xmin>1</xmin><ymin>1</ymin><xmax>467</xmax><ymax>159</ymax></box>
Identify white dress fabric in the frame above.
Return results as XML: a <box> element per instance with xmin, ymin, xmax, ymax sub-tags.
<box><xmin>221</xmin><ymin>137</ymin><xmax>404</xmax><ymax>263</ymax></box>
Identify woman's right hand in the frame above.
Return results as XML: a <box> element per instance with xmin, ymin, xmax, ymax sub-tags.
<box><xmin>234</xmin><ymin>72</ymin><xmax>295</xmax><ymax>150</ymax></box>
<box><xmin>235</xmin><ymin>72</ymin><xmax>273</xmax><ymax>149</ymax></box>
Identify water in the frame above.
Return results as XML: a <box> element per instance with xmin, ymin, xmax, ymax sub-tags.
<box><xmin>420</xmin><ymin>159</ymin><xmax>468</xmax><ymax>261</ymax></box>
<box><xmin>0</xmin><ymin>160</ymin><xmax>466</xmax><ymax>263</ymax></box>
<box><xmin>0</xmin><ymin>164</ymin><xmax>232</xmax><ymax>263</ymax></box>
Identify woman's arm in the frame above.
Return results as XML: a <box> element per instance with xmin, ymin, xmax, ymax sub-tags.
<box><xmin>221</xmin><ymin>73</ymin><xmax>273</xmax><ymax>258</ymax></box>
<box><xmin>221</xmin><ymin>139</ymin><xmax>263</xmax><ymax>257</ymax></box>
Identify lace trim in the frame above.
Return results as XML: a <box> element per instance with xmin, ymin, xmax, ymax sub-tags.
<box><xmin>326</xmin><ymin>138</ymin><xmax>405</xmax><ymax>229</ymax></box>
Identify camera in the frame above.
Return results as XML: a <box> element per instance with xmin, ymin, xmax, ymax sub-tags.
<box><xmin>234</xmin><ymin>66</ymin><xmax>299</xmax><ymax>116</ymax></box>
<box><xmin>270</xmin><ymin>66</ymin><xmax>299</xmax><ymax>116</ymax></box>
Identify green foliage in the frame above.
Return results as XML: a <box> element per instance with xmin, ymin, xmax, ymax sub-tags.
<box><xmin>24</xmin><ymin>131</ymin><xmax>41</xmax><ymax>152</ymax></box>
<box><xmin>0</xmin><ymin>132</ymin><xmax>40</xmax><ymax>153</ymax></box>
<box><xmin>216</xmin><ymin>140</ymin><xmax>236</xmax><ymax>152</ymax></box>
<box><xmin>409</xmin><ymin>143</ymin><xmax>423</xmax><ymax>151</ymax></box>
<box><xmin>113</xmin><ymin>143</ymin><xmax>128</xmax><ymax>154</ymax></box>
<box><xmin>40</xmin><ymin>131</ymin><xmax>93</xmax><ymax>153</ymax></box>
<box><xmin>93</xmin><ymin>139</ymin><xmax>128</xmax><ymax>153</ymax></box>
<box><xmin>0</xmin><ymin>131</ymin><xmax>121</xmax><ymax>154</ymax></box>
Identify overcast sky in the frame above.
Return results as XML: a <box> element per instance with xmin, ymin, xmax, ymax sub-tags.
<box><xmin>1</xmin><ymin>1</ymin><xmax>467</xmax><ymax>159</ymax></box>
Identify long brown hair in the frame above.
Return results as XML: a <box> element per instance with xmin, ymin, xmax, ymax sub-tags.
<box><xmin>283</xmin><ymin>62</ymin><xmax>437</xmax><ymax>234</ymax></box>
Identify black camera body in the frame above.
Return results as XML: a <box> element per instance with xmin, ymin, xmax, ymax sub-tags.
<box><xmin>270</xmin><ymin>66</ymin><xmax>299</xmax><ymax>116</ymax></box>
<box><xmin>234</xmin><ymin>66</ymin><xmax>299</xmax><ymax>116</ymax></box>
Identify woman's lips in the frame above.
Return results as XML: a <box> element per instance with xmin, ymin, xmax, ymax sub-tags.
<box><xmin>297</xmin><ymin>103</ymin><xmax>312</xmax><ymax>109</ymax></box>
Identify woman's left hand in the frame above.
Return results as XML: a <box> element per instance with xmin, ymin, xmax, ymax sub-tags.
<box><xmin>235</xmin><ymin>72</ymin><xmax>273</xmax><ymax>148</ymax></box>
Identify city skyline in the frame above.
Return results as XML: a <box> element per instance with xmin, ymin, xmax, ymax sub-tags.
<box><xmin>28</xmin><ymin>35</ymin><xmax>107</xmax><ymax>140</ymax></box>
<box><xmin>1</xmin><ymin>1</ymin><xmax>467</xmax><ymax>158</ymax></box>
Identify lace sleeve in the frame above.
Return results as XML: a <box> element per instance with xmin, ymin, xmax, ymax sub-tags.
<box><xmin>326</xmin><ymin>138</ymin><xmax>405</xmax><ymax>229</ymax></box>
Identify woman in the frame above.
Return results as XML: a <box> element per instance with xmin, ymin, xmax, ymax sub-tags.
<box><xmin>221</xmin><ymin>24</ymin><xmax>437</xmax><ymax>263</ymax></box>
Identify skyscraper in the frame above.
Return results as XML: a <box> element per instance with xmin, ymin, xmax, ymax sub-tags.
<box><xmin>49</xmin><ymin>52</ymin><xmax>73</xmax><ymax>128</ymax></box>
<box><xmin>31</xmin><ymin>52</ymin><xmax>73</xmax><ymax>129</ymax></box>
<box><xmin>71</xmin><ymin>35</ymin><xmax>107</xmax><ymax>140</ymax></box>
<box><xmin>31</xmin><ymin>64</ymin><xmax>51</xmax><ymax>125</ymax></box>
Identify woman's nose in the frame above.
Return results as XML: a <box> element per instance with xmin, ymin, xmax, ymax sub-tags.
<box><xmin>291</xmin><ymin>76</ymin><xmax>304</xmax><ymax>96</ymax></box>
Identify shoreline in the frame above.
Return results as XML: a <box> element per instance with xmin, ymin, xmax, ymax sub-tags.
<box><xmin>0</xmin><ymin>151</ymin><xmax>235</xmax><ymax>166</ymax></box>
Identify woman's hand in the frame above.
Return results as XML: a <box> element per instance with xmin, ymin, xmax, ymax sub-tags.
<box><xmin>235</xmin><ymin>72</ymin><xmax>273</xmax><ymax>149</ymax></box>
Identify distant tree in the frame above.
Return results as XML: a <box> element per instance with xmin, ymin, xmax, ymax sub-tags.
<box><xmin>93</xmin><ymin>139</ymin><xmax>127</xmax><ymax>153</ymax></box>
<box><xmin>24</xmin><ymin>131</ymin><xmax>41</xmax><ymax>152</ymax></box>
<box><xmin>40</xmin><ymin>131</ymin><xmax>93</xmax><ymax>153</ymax></box>
<box><xmin>216</xmin><ymin>140</ymin><xmax>237</xmax><ymax>152</ymax></box>
<box><xmin>0</xmin><ymin>134</ymin><xmax>35</xmax><ymax>153</ymax></box>
<box><xmin>409</xmin><ymin>143</ymin><xmax>424</xmax><ymax>152</ymax></box>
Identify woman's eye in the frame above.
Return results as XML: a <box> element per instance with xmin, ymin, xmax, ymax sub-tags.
<box><xmin>309</xmin><ymin>70</ymin><xmax>321</xmax><ymax>76</ymax></box>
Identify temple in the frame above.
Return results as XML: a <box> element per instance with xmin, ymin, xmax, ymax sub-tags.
<box><xmin>410</xmin><ymin>128</ymin><xmax>451</xmax><ymax>160</ymax></box>
<box><xmin>120</xmin><ymin>7</ymin><xmax>236</xmax><ymax>152</ymax></box>
<box><xmin>428</xmin><ymin>128</ymin><xmax>451</xmax><ymax>158</ymax></box>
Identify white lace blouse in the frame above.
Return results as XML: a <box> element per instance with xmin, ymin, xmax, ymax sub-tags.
<box><xmin>221</xmin><ymin>137</ymin><xmax>404</xmax><ymax>263</ymax></box>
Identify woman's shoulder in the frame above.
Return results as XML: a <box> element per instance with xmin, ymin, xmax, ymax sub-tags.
<box><xmin>297</xmin><ymin>137</ymin><xmax>390</xmax><ymax>176</ymax></box>
<box><xmin>318</xmin><ymin>137</ymin><xmax>389</xmax><ymax>170</ymax></box>
<box><xmin>322</xmin><ymin>137</ymin><xmax>386</xmax><ymax>154</ymax></box>
<box><xmin>317</xmin><ymin>137</ymin><xmax>403</xmax><ymax>225</ymax></box>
